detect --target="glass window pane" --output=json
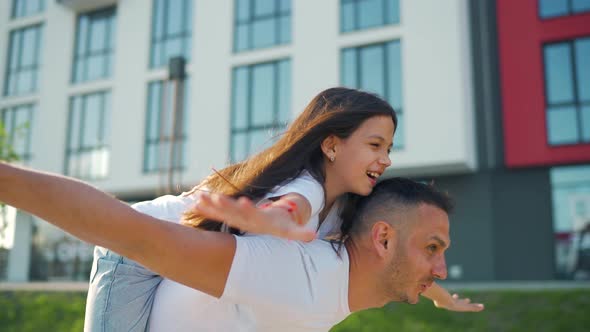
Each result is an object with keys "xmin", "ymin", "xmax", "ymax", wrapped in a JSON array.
[
  {"xmin": 575, "ymin": 38, "xmax": 590, "ymax": 102},
  {"xmin": 279, "ymin": 0, "xmax": 291, "ymax": 12},
  {"xmin": 153, "ymin": 0, "xmax": 165, "ymax": 40},
  {"xmin": 167, "ymin": 0, "xmax": 184, "ymax": 35},
  {"xmin": 232, "ymin": 67, "xmax": 249, "ymax": 129},
  {"xmin": 547, "ymin": 106, "xmax": 580, "ymax": 145},
  {"xmin": 539, "ymin": 0, "xmax": 569, "ymax": 18},
  {"xmin": 231, "ymin": 132, "xmax": 248, "ymax": 162},
  {"xmin": 34, "ymin": 26, "xmax": 43, "ymax": 66},
  {"xmin": 236, "ymin": 0, "xmax": 251, "ymax": 21},
  {"xmin": 249, "ymin": 129, "xmax": 273, "ymax": 155},
  {"xmin": 83, "ymin": 95, "xmax": 102, "ymax": 147},
  {"xmin": 254, "ymin": 0, "xmax": 275, "ymax": 16},
  {"xmin": 17, "ymin": 69, "xmax": 33, "ymax": 93},
  {"xmin": 341, "ymin": 1, "xmax": 355, "ymax": 32},
  {"xmin": 572, "ymin": 0, "xmax": 590, "ymax": 12},
  {"xmin": 89, "ymin": 18, "xmax": 107, "ymax": 52},
  {"xmin": 360, "ymin": 45, "xmax": 385, "ymax": 97},
  {"xmin": 8, "ymin": 31, "xmax": 21, "ymax": 70},
  {"xmin": 277, "ymin": 60, "xmax": 291, "ymax": 124},
  {"xmin": 185, "ymin": 0, "xmax": 193, "ymax": 33},
  {"xmin": 183, "ymin": 35, "xmax": 192, "ymax": 61},
  {"xmin": 279, "ymin": 15, "xmax": 291, "ymax": 44},
  {"xmin": 151, "ymin": 42, "xmax": 163, "ymax": 67},
  {"xmin": 387, "ymin": 41, "xmax": 402, "ymax": 110},
  {"xmin": 235, "ymin": 24, "xmax": 249, "ymax": 51},
  {"xmin": 252, "ymin": 18, "xmax": 276, "ymax": 49},
  {"xmin": 164, "ymin": 37, "xmax": 184, "ymax": 62},
  {"xmin": 581, "ymin": 106, "xmax": 590, "ymax": 142},
  {"xmin": 68, "ymin": 100, "xmax": 81, "ymax": 151},
  {"xmin": 385, "ymin": 0, "xmax": 400, "ymax": 24},
  {"xmin": 251, "ymin": 63, "xmax": 275, "ymax": 126},
  {"xmin": 145, "ymin": 144, "xmax": 156, "ymax": 171},
  {"xmin": 358, "ymin": 0, "xmax": 384, "ymax": 30},
  {"xmin": 341, "ymin": 48, "xmax": 357, "ymax": 87},
  {"xmin": 107, "ymin": 15, "xmax": 116, "ymax": 51},
  {"xmin": 76, "ymin": 17, "xmax": 88, "ymax": 55},
  {"xmin": 86, "ymin": 55, "xmax": 106, "ymax": 81},
  {"xmin": 21, "ymin": 28, "xmax": 37, "ymax": 66},
  {"xmin": 147, "ymin": 82, "xmax": 161, "ymax": 139},
  {"xmin": 73, "ymin": 59, "xmax": 84, "ymax": 83},
  {"xmin": 25, "ymin": 0, "xmax": 42, "ymax": 15},
  {"xmin": 544, "ymin": 44, "xmax": 575, "ymax": 104}
]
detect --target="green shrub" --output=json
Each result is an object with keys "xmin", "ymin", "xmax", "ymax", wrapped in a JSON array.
[
  {"xmin": 332, "ymin": 290, "xmax": 590, "ymax": 332},
  {"xmin": 1, "ymin": 289, "xmax": 589, "ymax": 331},
  {"xmin": 0, "ymin": 292, "xmax": 86, "ymax": 332}
]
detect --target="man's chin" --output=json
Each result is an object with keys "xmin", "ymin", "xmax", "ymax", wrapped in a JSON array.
[{"xmin": 406, "ymin": 294, "xmax": 420, "ymax": 305}]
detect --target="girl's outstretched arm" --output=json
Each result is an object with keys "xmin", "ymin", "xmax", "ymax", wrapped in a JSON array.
[{"xmin": 0, "ymin": 162, "xmax": 234, "ymax": 298}]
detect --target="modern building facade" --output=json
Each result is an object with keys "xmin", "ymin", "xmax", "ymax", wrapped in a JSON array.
[{"xmin": 0, "ymin": 0, "xmax": 588, "ymax": 283}]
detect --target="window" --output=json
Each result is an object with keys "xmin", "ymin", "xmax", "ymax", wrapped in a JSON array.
[
  {"xmin": 543, "ymin": 37, "xmax": 590, "ymax": 145},
  {"xmin": 539, "ymin": 0, "xmax": 590, "ymax": 19},
  {"xmin": 4, "ymin": 25, "xmax": 43, "ymax": 96},
  {"xmin": 144, "ymin": 79, "xmax": 190, "ymax": 173},
  {"xmin": 230, "ymin": 59, "xmax": 291, "ymax": 162},
  {"xmin": 150, "ymin": 0, "xmax": 193, "ymax": 68},
  {"xmin": 72, "ymin": 7, "xmax": 116, "ymax": 83},
  {"xmin": 234, "ymin": 0, "xmax": 291, "ymax": 52},
  {"xmin": 11, "ymin": 0, "xmax": 45, "ymax": 18},
  {"xmin": 550, "ymin": 165, "xmax": 590, "ymax": 280},
  {"xmin": 341, "ymin": 0, "xmax": 399, "ymax": 33},
  {"xmin": 65, "ymin": 91, "xmax": 111, "ymax": 179},
  {"xmin": 342, "ymin": 40, "xmax": 403, "ymax": 148},
  {"xmin": 0, "ymin": 104, "xmax": 34, "ymax": 162}
]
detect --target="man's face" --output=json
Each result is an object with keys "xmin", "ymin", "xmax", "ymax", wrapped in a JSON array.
[{"xmin": 384, "ymin": 203, "xmax": 450, "ymax": 304}]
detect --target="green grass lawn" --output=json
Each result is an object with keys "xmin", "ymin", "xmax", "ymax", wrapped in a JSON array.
[{"xmin": 1, "ymin": 289, "xmax": 589, "ymax": 332}]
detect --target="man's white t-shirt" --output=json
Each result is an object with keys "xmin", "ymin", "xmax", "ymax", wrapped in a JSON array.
[{"xmin": 143, "ymin": 172, "xmax": 350, "ymax": 331}]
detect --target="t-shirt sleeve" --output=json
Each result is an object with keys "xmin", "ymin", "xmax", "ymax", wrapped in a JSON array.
[
  {"xmin": 131, "ymin": 195, "xmax": 195, "ymax": 224},
  {"xmin": 264, "ymin": 173, "xmax": 325, "ymax": 218}
]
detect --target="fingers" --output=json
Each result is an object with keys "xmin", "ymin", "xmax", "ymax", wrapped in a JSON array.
[{"xmin": 192, "ymin": 192, "xmax": 317, "ymax": 241}]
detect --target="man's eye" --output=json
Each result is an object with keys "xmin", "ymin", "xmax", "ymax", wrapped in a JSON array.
[{"xmin": 428, "ymin": 245, "xmax": 438, "ymax": 252}]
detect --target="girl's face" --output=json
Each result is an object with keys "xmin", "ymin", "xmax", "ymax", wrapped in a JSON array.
[{"xmin": 324, "ymin": 115, "xmax": 395, "ymax": 200}]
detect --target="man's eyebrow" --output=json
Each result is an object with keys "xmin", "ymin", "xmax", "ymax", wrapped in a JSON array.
[{"xmin": 430, "ymin": 236, "xmax": 450, "ymax": 249}]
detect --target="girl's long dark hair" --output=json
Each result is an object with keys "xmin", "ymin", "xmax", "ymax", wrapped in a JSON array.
[{"xmin": 183, "ymin": 87, "xmax": 397, "ymax": 240}]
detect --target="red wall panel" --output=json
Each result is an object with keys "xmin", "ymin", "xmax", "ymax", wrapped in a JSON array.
[{"xmin": 496, "ymin": 0, "xmax": 590, "ymax": 167}]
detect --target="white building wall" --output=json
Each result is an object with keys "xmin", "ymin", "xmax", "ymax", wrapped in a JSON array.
[{"xmin": 0, "ymin": 0, "xmax": 476, "ymax": 281}]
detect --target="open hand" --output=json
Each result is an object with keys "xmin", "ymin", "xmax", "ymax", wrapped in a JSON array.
[
  {"xmin": 434, "ymin": 293, "xmax": 485, "ymax": 312},
  {"xmin": 192, "ymin": 192, "xmax": 316, "ymax": 242}
]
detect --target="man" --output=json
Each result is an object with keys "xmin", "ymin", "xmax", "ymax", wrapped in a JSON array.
[{"xmin": 0, "ymin": 162, "xmax": 476, "ymax": 331}]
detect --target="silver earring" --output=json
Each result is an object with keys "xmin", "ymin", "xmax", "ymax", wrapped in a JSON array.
[{"xmin": 330, "ymin": 155, "xmax": 335, "ymax": 162}]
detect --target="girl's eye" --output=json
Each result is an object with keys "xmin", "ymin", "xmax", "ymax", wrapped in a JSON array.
[{"xmin": 370, "ymin": 143, "xmax": 380, "ymax": 148}]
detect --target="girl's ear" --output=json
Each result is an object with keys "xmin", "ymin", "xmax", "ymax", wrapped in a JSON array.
[{"xmin": 321, "ymin": 135, "xmax": 337, "ymax": 156}]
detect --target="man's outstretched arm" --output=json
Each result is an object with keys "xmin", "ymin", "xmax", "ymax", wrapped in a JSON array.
[{"xmin": 0, "ymin": 162, "xmax": 234, "ymax": 297}]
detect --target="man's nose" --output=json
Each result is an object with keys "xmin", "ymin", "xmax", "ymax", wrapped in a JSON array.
[{"xmin": 432, "ymin": 256, "xmax": 448, "ymax": 280}]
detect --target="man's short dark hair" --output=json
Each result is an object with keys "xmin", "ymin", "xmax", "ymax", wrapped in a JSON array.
[{"xmin": 349, "ymin": 178, "xmax": 454, "ymax": 236}]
